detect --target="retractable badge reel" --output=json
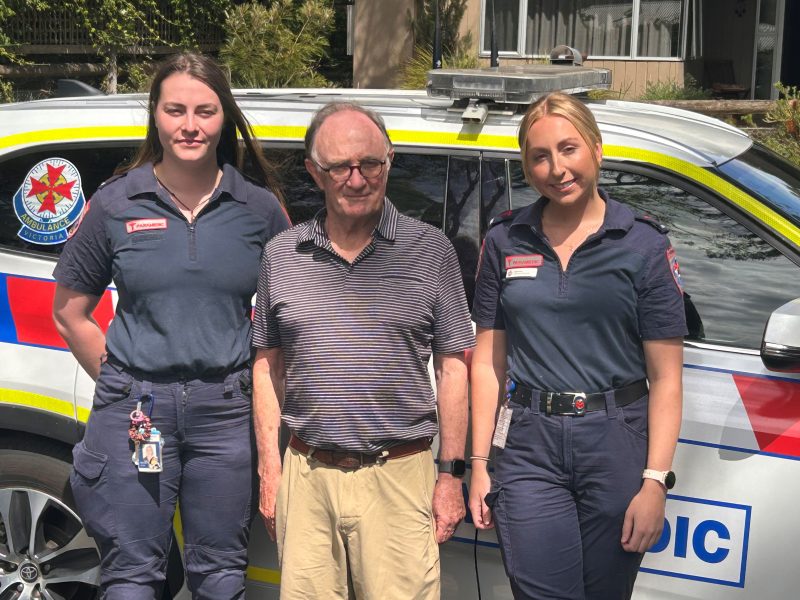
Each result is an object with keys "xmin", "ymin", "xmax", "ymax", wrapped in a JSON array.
[
  {"xmin": 492, "ymin": 379, "xmax": 515, "ymax": 449},
  {"xmin": 129, "ymin": 394, "xmax": 164, "ymax": 473}
]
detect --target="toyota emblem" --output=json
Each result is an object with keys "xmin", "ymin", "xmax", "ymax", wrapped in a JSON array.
[{"xmin": 20, "ymin": 563, "xmax": 39, "ymax": 582}]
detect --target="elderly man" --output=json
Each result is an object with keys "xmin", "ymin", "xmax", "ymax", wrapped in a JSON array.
[{"xmin": 252, "ymin": 102, "xmax": 474, "ymax": 599}]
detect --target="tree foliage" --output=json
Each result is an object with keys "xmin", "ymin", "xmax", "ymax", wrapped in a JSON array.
[
  {"xmin": 1, "ymin": 0, "xmax": 51, "ymax": 101},
  {"xmin": 220, "ymin": 0, "xmax": 335, "ymax": 89},
  {"xmin": 0, "ymin": 0, "xmax": 49, "ymax": 62},
  {"xmin": 63, "ymin": 0, "xmax": 229, "ymax": 93},
  {"xmin": 400, "ymin": 0, "xmax": 476, "ymax": 91}
]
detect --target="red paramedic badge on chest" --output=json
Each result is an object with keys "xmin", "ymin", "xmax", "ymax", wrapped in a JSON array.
[
  {"xmin": 126, "ymin": 218, "xmax": 168, "ymax": 234},
  {"xmin": 505, "ymin": 254, "xmax": 544, "ymax": 270}
]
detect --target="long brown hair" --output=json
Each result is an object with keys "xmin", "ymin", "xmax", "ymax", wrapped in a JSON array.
[{"xmin": 118, "ymin": 52, "xmax": 283, "ymax": 202}]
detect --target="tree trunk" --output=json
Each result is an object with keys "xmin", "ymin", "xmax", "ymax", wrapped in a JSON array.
[{"xmin": 104, "ymin": 51, "xmax": 118, "ymax": 94}]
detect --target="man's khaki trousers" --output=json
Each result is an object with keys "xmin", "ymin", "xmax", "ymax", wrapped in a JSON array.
[{"xmin": 276, "ymin": 446, "xmax": 440, "ymax": 599}]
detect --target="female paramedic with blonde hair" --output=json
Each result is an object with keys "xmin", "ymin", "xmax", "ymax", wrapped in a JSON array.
[
  {"xmin": 468, "ymin": 92, "xmax": 686, "ymax": 600},
  {"xmin": 52, "ymin": 52, "xmax": 290, "ymax": 599}
]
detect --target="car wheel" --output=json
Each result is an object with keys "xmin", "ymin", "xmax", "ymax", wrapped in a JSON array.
[{"xmin": 0, "ymin": 442, "xmax": 101, "ymax": 600}]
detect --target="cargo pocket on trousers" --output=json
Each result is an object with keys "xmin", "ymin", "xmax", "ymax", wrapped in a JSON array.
[{"xmin": 70, "ymin": 442, "xmax": 117, "ymax": 544}]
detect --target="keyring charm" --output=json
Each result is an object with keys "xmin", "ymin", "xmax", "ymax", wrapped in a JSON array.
[{"xmin": 128, "ymin": 400, "xmax": 153, "ymax": 442}]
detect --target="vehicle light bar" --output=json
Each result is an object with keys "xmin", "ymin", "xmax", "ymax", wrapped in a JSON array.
[{"xmin": 426, "ymin": 64, "xmax": 611, "ymax": 104}]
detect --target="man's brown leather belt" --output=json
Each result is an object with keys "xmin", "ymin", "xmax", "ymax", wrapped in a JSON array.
[
  {"xmin": 289, "ymin": 435, "xmax": 432, "ymax": 469},
  {"xmin": 510, "ymin": 379, "xmax": 648, "ymax": 416}
]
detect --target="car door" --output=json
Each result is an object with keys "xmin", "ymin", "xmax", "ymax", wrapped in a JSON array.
[{"xmin": 593, "ymin": 164, "xmax": 800, "ymax": 600}]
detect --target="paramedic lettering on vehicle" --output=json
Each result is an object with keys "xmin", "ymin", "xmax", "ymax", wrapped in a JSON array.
[
  {"xmin": 252, "ymin": 102, "xmax": 475, "ymax": 600},
  {"xmin": 51, "ymin": 53, "xmax": 289, "ymax": 599},
  {"xmin": 469, "ymin": 92, "xmax": 686, "ymax": 600}
]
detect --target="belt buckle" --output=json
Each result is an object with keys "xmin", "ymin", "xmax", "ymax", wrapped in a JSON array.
[
  {"xmin": 570, "ymin": 392, "xmax": 587, "ymax": 416},
  {"xmin": 338, "ymin": 456, "xmax": 362, "ymax": 469}
]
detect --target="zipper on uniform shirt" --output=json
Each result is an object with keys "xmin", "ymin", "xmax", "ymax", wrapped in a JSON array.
[{"xmin": 187, "ymin": 221, "xmax": 197, "ymax": 262}]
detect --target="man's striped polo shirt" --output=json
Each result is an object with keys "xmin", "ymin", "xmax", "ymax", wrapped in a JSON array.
[{"xmin": 252, "ymin": 199, "xmax": 475, "ymax": 453}]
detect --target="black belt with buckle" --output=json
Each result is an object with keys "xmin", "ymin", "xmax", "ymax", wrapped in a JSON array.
[{"xmin": 510, "ymin": 379, "xmax": 648, "ymax": 416}]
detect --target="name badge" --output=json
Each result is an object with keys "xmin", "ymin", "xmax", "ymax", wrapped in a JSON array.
[
  {"xmin": 505, "ymin": 254, "xmax": 543, "ymax": 269},
  {"xmin": 506, "ymin": 267, "xmax": 538, "ymax": 279},
  {"xmin": 126, "ymin": 218, "xmax": 168, "ymax": 234}
]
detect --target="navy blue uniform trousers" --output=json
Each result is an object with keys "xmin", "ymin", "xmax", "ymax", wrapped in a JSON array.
[
  {"xmin": 487, "ymin": 391, "xmax": 649, "ymax": 600},
  {"xmin": 70, "ymin": 360, "xmax": 255, "ymax": 600}
]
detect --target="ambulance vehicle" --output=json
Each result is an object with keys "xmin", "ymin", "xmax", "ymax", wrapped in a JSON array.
[{"xmin": 1, "ymin": 65, "xmax": 799, "ymax": 600}]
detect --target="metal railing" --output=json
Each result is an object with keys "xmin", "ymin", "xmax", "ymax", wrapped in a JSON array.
[{"xmin": 4, "ymin": 2, "xmax": 224, "ymax": 52}]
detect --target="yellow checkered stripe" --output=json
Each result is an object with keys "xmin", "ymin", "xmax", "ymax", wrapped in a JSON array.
[
  {"xmin": 603, "ymin": 145, "xmax": 800, "ymax": 247},
  {"xmin": 0, "ymin": 389, "xmax": 89, "ymax": 423}
]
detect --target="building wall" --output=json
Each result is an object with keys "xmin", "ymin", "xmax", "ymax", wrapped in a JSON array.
[
  {"xmin": 355, "ymin": 1, "xmax": 686, "ymax": 97},
  {"xmin": 460, "ymin": 0, "xmax": 481, "ymax": 54},
  {"xmin": 353, "ymin": 0, "xmax": 415, "ymax": 88},
  {"xmin": 585, "ymin": 60, "xmax": 685, "ymax": 99},
  {"xmin": 476, "ymin": 57, "xmax": 684, "ymax": 99}
]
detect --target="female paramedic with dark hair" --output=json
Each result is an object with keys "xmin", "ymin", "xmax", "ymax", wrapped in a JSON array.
[
  {"xmin": 52, "ymin": 52, "xmax": 290, "ymax": 599},
  {"xmin": 468, "ymin": 92, "xmax": 686, "ymax": 600}
]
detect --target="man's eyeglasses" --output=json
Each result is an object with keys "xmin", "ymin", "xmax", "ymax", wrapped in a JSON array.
[{"xmin": 313, "ymin": 158, "xmax": 388, "ymax": 182}]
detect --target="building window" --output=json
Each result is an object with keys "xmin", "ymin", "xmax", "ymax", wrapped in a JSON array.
[{"xmin": 481, "ymin": 0, "xmax": 687, "ymax": 59}]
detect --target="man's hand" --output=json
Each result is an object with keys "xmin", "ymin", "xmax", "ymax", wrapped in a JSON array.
[
  {"xmin": 259, "ymin": 461, "xmax": 282, "ymax": 541},
  {"xmin": 468, "ymin": 466, "xmax": 494, "ymax": 530},
  {"xmin": 432, "ymin": 473, "xmax": 465, "ymax": 543},
  {"xmin": 621, "ymin": 479, "xmax": 667, "ymax": 553}
]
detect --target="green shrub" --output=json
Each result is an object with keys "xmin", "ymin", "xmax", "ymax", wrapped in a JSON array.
[
  {"xmin": 0, "ymin": 78, "xmax": 13, "ymax": 103},
  {"xmin": 409, "ymin": 0, "xmax": 473, "ymax": 60},
  {"xmin": 638, "ymin": 74, "xmax": 710, "ymax": 101},
  {"xmin": 764, "ymin": 82, "xmax": 800, "ymax": 139},
  {"xmin": 751, "ymin": 128, "xmax": 800, "ymax": 168},
  {"xmin": 118, "ymin": 59, "xmax": 155, "ymax": 94},
  {"xmin": 758, "ymin": 83, "xmax": 800, "ymax": 167},
  {"xmin": 398, "ymin": 46, "xmax": 478, "ymax": 90},
  {"xmin": 220, "ymin": 0, "xmax": 335, "ymax": 89}
]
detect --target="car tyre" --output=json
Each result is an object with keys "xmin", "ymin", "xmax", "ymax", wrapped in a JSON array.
[{"xmin": 0, "ymin": 438, "xmax": 101, "ymax": 599}]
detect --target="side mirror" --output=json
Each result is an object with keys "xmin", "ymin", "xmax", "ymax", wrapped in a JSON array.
[{"xmin": 761, "ymin": 298, "xmax": 800, "ymax": 372}]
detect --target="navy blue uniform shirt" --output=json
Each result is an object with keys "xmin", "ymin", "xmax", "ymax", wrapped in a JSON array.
[
  {"xmin": 54, "ymin": 162, "xmax": 290, "ymax": 377},
  {"xmin": 472, "ymin": 190, "xmax": 687, "ymax": 392}
]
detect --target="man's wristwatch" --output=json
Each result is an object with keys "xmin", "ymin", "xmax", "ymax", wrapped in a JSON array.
[
  {"xmin": 642, "ymin": 469, "xmax": 676, "ymax": 490},
  {"xmin": 438, "ymin": 459, "xmax": 466, "ymax": 478}
]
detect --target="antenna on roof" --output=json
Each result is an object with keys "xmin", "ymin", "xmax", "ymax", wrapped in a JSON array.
[
  {"xmin": 489, "ymin": 0, "xmax": 499, "ymax": 68},
  {"xmin": 433, "ymin": 0, "xmax": 442, "ymax": 69}
]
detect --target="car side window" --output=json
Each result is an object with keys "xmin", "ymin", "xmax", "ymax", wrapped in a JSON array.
[
  {"xmin": 0, "ymin": 146, "xmax": 135, "ymax": 255},
  {"xmin": 268, "ymin": 150, "xmax": 450, "ymax": 229},
  {"xmin": 599, "ymin": 169, "xmax": 800, "ymax": 349},
  {"xmin": 268, "ymin": 149, "xmax": 323, "ymax": 225}
]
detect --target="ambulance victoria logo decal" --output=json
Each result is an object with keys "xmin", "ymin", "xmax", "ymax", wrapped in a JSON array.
[{"xmin": 14, "ymin": 157, "xmax": 86, "ymax": 245}]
